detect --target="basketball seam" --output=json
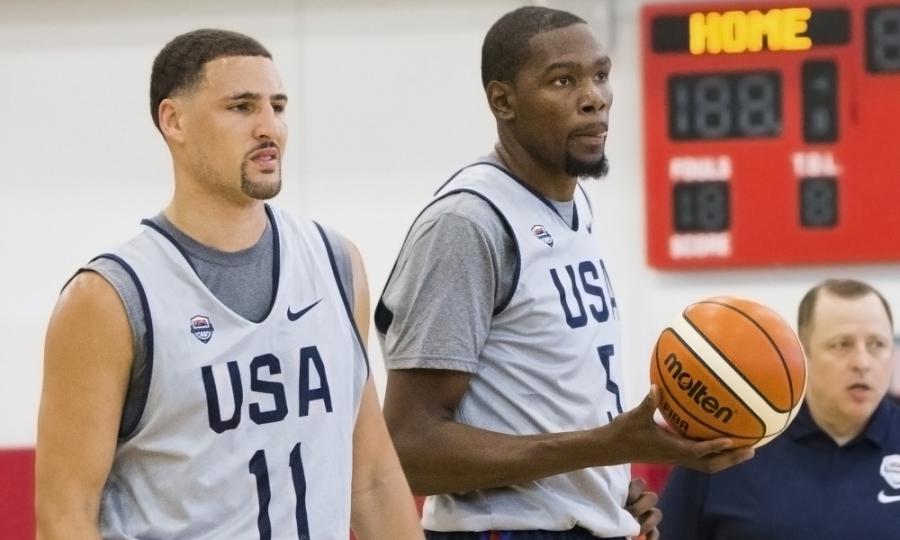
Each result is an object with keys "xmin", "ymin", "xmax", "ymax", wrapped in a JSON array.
[
  {"xmin": 698, "ymin": 301, "xmax": 798, "ymax": 416},
  {"xmin": 684, "ymin": 307, "xmax": 790, "ymax": 414},
  {"xmin": 673, "ymin": 314, "xmax": 789, "ymax": 435},
  {"xmin": 763, "ymin": 404, "xmax": 802, "ymax": 440},
  {"xmin": 670, "ymin": 325, "xmax": 769, "ymax": 432},
  {"xmin": 667, "ymin": 327, "xmax": 768, "ymax": 438},
  {"xmin": 655, "ymin": 329, "xmax": 765, "ymax": 442}
]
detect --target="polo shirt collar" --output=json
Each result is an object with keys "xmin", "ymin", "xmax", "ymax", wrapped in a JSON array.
[
  {"xmin": 862, "ymin": 399, "xmax": 896, "ymax": 448},
  {"xmin": 789, "ymin": 403, "xmax": 821, "ymax": 441},
  {"xmin": 789, "ymin": 399, "xmax": 896, "ymax": 449}
]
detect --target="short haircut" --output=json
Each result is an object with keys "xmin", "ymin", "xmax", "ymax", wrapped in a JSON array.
[
  {"xmin": 150, "ymin": 29, "xmax": 272, "ymax": 131},
  {"xmin": 481, "ymin": 6, "xmax": 586, "ymax": 89},
  {"xmin": 797, "ymin": 279, "xmax": 894, "ymax": 344}
]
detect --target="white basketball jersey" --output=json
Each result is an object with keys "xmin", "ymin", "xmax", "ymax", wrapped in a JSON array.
[
  {"xmin": 98, "ymin": 207, "xmax": 368, "ymax": 540},
  {"xmin": 424, "ymin": 163, "xmax": 639, "ymax": 537}
]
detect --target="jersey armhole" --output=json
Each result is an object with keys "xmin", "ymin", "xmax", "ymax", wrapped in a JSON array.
[
  {"xmin": 576, "ymin": 182, "xmax": 595, "ymax": 218},
  {"xmin": 82, "ymin": 254, "xmax": 154, "ymax": 439},
  {"xmin": 141, "ymin": 204, "xmax": 282, "ymax": 323},
  {"xmin": 376, "ymin": 172, "xmax": 523, "ymax": 335},
  {"xmin": 313, "ymin": 222, "xmax": 370, "ymax": 376},
  {"xmin": 377, "ymin": 164, "xmax": 500, "ymax": 336},
  {"xmin": 441, "ymin": 188, "xmax": 521, "ymax": 315}
]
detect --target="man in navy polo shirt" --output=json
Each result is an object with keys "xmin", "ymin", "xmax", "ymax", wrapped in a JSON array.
[{"xmin": 658, "ymin": 278, "xmax": 900, "ymax": 540}]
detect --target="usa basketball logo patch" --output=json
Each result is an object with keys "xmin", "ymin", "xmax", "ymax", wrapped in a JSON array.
[
  {"xmin": 878, "ymin": 455, "xmax": 900, "ymax": 504},
  {"xmin": 190, "ymin": 315, "xmax": 214, "ymax": 344},
  {"xmin": 881, "ymin": 455, "xmax": 900, "ymax": 489},
  {"xmin": 532, "ymin": 224, "xmax": 553, "ymax": 247}
]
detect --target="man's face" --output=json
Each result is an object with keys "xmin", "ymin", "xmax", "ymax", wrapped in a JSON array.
[
  {"xmin": 509, "ymin": 23, "xmax": 612, "ymax": 178},
  {"xmin": 805, "ymin": 291, "xmax": 894, "ymax": 429},
  {"xmin": 176, "ymin": 55, "xmax": 287, "ymax": 202}
]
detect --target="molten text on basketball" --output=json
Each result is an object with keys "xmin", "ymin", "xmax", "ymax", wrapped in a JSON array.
[{"xmin": 664, "ymin": 353, "xmax": 735, "ymax": 423}]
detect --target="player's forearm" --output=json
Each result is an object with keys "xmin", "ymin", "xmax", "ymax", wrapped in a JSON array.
[
  {"xmin": 37, "ymin": 522, "xmax": 102, "ymax": 540},
  {"xmin": 393, "ymin": 417, "xmax": 622, "ymax": 495},
  {"xmin": 35, "ymin": 459, "xmax": 105, "ymax": 540},
  {"xmin": 36, "ymin": 504, "xmax": 103, "ymax": 540},
  {"xmin": 351, "ymin": 465, "xmax": 423, "ymax": 539}
]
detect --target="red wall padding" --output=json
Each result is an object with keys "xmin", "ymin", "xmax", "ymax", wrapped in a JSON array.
[
  {"xmin": 0, "ymin": 448, "xmax": 35, "ymax": 540},
  {"xmin": 632, "ymin": 462, "xmax": 673, "ymax": 494}
]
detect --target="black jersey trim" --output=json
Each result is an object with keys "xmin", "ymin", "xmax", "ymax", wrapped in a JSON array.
[
  {"xmin": 373, "ymin": 299, "xmax": 394, "ymax": 337},
  {"xmin": 571, "ymin": 195, "xmax": 580, "ymax": 231},
  {"xmin": 376, "ymin": 180, "xmax": 522, "ymax": 338},
  {"xmin": 375, "ymin": 193, "xmax": 452, "ymax": 336},
  {"xmin": 439, "ymin": 188, "xmax": 521, "ymax": 314},
  {"xmin": 438, "ymin": 161, "xmax": 580, "ymax": 232},
  {"xmin": 577, "ymin": 182, "xmax": 594, "ymax": 218},
  {"xmin": 433, "ymin": 161, "xmax": 499, "ymax": 196},
  {"xmin": 140, "ymin": 204, "xmax": 281, "ymax": 324},
  {"xmin": 140, "ymin": 219, "xmax": 199, "ymax": 274},
  {"xmin": 314, "ymin": 222, "xmax": 370, "ymax": 376},
  {"xmin": 90, "ymin": 253, "xmax": 154, "ymax": 440},
  {"xmin": 264, "ymin": 205, "xmax": 282, "ymax": 322}
]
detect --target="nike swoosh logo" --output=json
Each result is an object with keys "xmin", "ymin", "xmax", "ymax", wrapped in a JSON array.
[
  {"xmin": 287, "ymin": 299, "xmax": 322, "ymax": 321},
  {"xmin": 878, "ymin": 490, "xmax": 900, "ymax": 504}
]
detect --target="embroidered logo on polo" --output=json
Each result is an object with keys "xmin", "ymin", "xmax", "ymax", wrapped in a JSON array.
[
  {"xmin": 531, "ymin": 224, "xmax": 553, "ymax": 247},
  {"xmin": 190, "ymin": 315, "xmax": 214, "ymax": 344},
  {"xmin": 878, "ymin": 454, "xmax": 900, "ymax": 504},
  {"xmin": 288, "ymin": 299, "xmax": 322, "ymax": 321}
]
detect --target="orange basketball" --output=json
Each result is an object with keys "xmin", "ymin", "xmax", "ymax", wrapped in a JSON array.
[{"xmin": 649, "ymin": 296, "xmax": 807, "ymax": 448}]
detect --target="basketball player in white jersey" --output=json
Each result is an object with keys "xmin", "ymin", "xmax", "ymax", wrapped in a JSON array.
[
  {"xmin": 36, "ymin": 29, "xmax": 422, "ymax": 539},
  {"xmin": 377, "ymin": 8, "xmax": 754, "ymax": 540}
]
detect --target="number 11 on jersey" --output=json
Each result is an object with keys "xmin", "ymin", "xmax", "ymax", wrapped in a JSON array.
[{"xmin": 249, "ymin": 442, "xmax": 310, "ymax": 540}]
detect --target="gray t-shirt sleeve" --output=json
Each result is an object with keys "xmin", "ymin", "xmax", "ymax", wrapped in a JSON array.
[
  {"xmin": 378, "ymin": 193, "xmax": 517, "ymax": 373},
  {"xmin": 82, "ymin": 257, "xmax": 148, "ymax": 436}
]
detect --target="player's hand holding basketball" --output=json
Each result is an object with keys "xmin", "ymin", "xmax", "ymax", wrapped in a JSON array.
[
  {"xmin": 650, "ymin": 297, "xmax": 807, "ymax": 447},
  {"xmin": 608, "ymin": 296, "xmax": 807, "ymax": 473},
  {"xmin": 609, "ymin": 386, "xmax": 755, "ymax": 473}
]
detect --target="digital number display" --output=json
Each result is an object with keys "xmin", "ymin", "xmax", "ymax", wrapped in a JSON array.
[
  {"xmin": 802, "ymin": 60, "xmax": 838, "ymax": 143},
  {"xmin": 673, "ymin": 182, "xmax": 730, "ymax": 232},
  {"xmin": 668, "ymin": 72, "xmax": 781, "ymax": 140},
  {"xmin": 800, "ymin": 177, "xmax": 838, "ymax": 228},
  {"xmin": 867, "ymin": 7, "xmax": 900, "ymax": 73},
  {"xmin": 643, "ymin": 1, "xmax": 900, "ymax": 269}
]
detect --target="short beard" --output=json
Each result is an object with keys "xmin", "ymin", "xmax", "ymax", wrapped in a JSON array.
[
  {"xmin": 240, "ymin": 161, "xmax": 282, "ymax": 200},
  {"xmin": 565, "ymin": 154, "xmax": 609, "ymax": 179}
]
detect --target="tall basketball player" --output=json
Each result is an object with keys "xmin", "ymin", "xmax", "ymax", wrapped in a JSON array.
[
  {"xmin": 377, "ymin": 7, "xmax": 754, "ymax": 540},
  {"xmin": 36, "ymin": 30, "xmax": 422, "ymax": 539}
]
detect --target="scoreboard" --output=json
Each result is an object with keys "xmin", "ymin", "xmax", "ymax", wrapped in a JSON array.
[{"xmin": 642, "ymin": 1, "xmax": 900, "ymax": 269}]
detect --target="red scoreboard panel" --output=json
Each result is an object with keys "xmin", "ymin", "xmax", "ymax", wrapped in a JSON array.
[{"xmin": 642, "ymin": 1, "xmax": 900, "ymax": 269}]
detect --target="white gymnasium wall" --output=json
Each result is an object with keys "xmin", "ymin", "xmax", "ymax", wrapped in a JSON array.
[
  {"xmin": 0, "ymin": 0, "xmax": 305, "ymax": 447},
  {"xmin": 2, "ymin": 0, "xmax": 898, "ymax": 448}
]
